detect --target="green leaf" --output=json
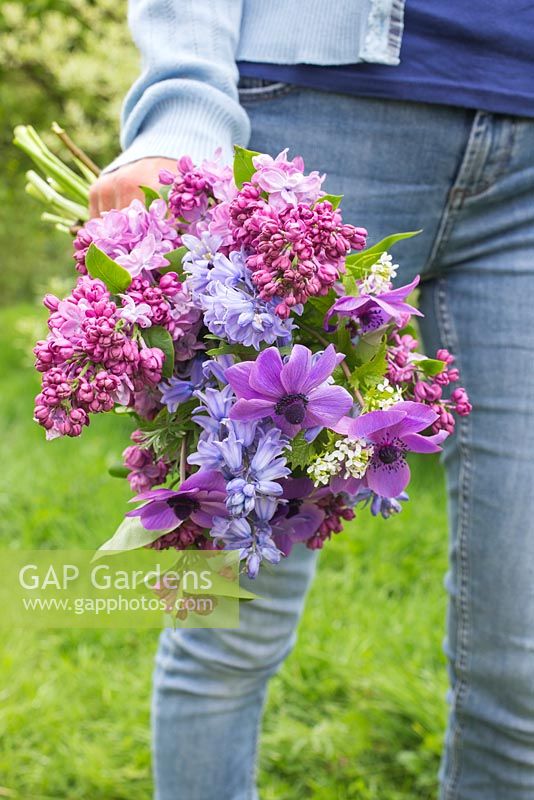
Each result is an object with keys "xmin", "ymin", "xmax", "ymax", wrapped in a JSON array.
[
  {"xmin": 85, "ymin": 242, "xmax": 132, "ymax": 294},
  {"xmin": 233, "ymin": 145, "xmax": 260, "ymax": 189},
  {"xmin": 160, "ymin": 245, "xmax": 188, "ymax": 275},
  {"xmin": 206, "ymin": 341, "xmax": 258, "ymax": 360},
  {"xmin": 286, "ymin": 432, "xmax": 317, "ymax": 471},
  {"xmin": 350, "ymin": 339, "xmax": 388, "ymax": 391},
  {"xmin": 417, "ymin": 357, "xmax": 446, "ymax": 377},
  {"xmin": 142, "ymin": 325, "xmax": 175, "ymax": 379},
  {"xmin": 345, "ymin": 230, "xmax": 422, "ymax": 278},
  {"xmin": 139, "ymin": 184, "xmax": 161, "ymax": 207},
  {"xmin": 108, "ymin": 463, "xmax": 130, "ymax": 479},
  {"xmin": 316, "ymin": 193, "xmax": 343, "ymax": 209},
  {"xmin": 94, "ymin": 516, "xmax": 166, "ymax": 558}
]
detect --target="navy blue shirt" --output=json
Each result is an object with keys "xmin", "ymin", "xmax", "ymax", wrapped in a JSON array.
[{"xmin": 238, "ymin": 1, "xmax": 534, "ymax": 118}]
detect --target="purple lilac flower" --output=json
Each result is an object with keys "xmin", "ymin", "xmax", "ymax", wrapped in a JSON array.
[
  {"xmin": 226, "ymin": 344, "xmax": 353, "ymax": 438},
  {"xmin": 223, "ymin": 427, "xmax": 290, "ymax": 516},
  {"xmin": 325, "ymin": 276, "xmax": 422, "ymax": 332},
  {"xmin": 188, "ymin": 385, "xmax": 290, "ymax": 515},
  {"xmin": 251, "ymin": 149, "xmax": 325, "ymax": 210},
  {"xmin": 181, "ymin": 232, "xmax": 222, "ymax": 297},
  {"xmin": 184, "ymin": 244, "xmax": 295, "ymax": 349},
  {"xmin": 160, "ymin": 156, "xmax": 212, "ymax": 223},
  {"xmin": 333, "ymin": 401, "xmax": 448, "ymax": 497},
  {"xmin": 127, "ymin": 469, "xmax": 227, "ymax": 532}
]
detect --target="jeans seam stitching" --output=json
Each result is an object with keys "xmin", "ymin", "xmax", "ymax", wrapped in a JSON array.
[
  {"xmin": 423, "ymin": 112, "xmax": 487, "ymax": 274},
  {"xmin": 436, "ymin": 280, "xmax": 473, "ymax": 800}
]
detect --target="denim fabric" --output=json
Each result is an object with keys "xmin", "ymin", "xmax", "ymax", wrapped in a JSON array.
[{"xmin": 153, "ymin": 87, "xmax": 534, "ymax": 800}]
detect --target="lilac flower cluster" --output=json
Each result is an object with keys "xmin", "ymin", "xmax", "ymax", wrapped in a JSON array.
[
  {"xmin": 74, "ymin": 199, "xmax": 178, "ymax": 276},
  {"xmin": 387, "ymin": 337, "xmax": 472, "ymax": 435},
  {"xmin": 123, "ymin": 430, "xmax": 169, "ymax": 494},
  {"xmin": 34, "ymin": 276, "xmax": 165, "ymax": 438},
  {"xmin": 230, "ymin": 186, "xmax": 368, "ymax": 318}
]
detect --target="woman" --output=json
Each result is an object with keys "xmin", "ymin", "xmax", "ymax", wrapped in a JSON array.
[{"xmin": 90, "ymin": 2, "xmax": 534, "ymax": 798}]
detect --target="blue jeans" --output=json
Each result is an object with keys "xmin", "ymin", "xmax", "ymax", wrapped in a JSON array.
[{"xmin": 153, "ymin": 87, "xmax": 534, "ymax": 800}]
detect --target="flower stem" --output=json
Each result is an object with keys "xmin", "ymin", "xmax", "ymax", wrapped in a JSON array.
[
  {"xmin": 179, "ymin": 434, "xmax": 188, "ymax": 485},
  {"xmin": 51, "ymin": 122, "xmax": 101, "ymax": 177},
  {"xmin": 298, "ymin": 321, "xmax": 352, "ymax": 382}
]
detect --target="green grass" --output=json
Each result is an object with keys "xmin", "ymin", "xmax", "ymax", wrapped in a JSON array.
[{"xmin": 0, "ymin": 304, "xmax": 449, "ymax": 799}]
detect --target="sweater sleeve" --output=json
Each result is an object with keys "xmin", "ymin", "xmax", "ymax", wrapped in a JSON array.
[{"xmin": 104, "ymin": 0, "xmax": 250, "ymax": 172}]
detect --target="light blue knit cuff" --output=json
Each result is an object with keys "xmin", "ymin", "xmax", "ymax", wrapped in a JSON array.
[{"xmin": 103, "ymin": 88, "xmax": 250, "ymax": 174}]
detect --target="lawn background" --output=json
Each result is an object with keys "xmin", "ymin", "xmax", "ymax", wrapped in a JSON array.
[{"xmin": 0, "ymin": 3, "xmax": 450, "ymax": 796}]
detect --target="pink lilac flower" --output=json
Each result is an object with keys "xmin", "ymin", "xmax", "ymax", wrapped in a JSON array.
[
  {"xmin": 127, "ymin": 470, "xmax": 227, "ymax": 531},
  {"xmin": 225, "ymin": 344, "xmax": 353, "ymax": 438},
  {"xmin": 333, "ymin": 401, "xmax": 447, "ymax": 497},
  {"xmin": 325, "ymin": 276, "xmax": 422, "ymax": 332},
  {"xmin": 123, "ymin": 436, "xmax": 168, "ymax": 493},
  {"xmin": 118, "ymin": 294, "xmax": 152, "ymax": 327},
  {"xmin": 251, "ymin": 149, "xmax": 325, "ymax": 210},
  {"xmin": 160, "ymin": 156, "xmax": 213, "ymax": 223},
  {"xmin": 33, "ymin": 275, "xmax": 166, "ymax": 438},
  {"xmin": 386, "ymin": 332, "xmax": 419, "ymax": 384},
  {"xmin": 148, "ymin": 519, "xmax": 209, "ymax": 550},
  {"xmin": 73, "ymin": 198, "xmax": 178, "ymax": 276},
  {"xmin": 238, "ymin": 198, "xmax": 367, "ymax": 318}
]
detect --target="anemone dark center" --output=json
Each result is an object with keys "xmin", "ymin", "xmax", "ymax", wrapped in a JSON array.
[
  {"xmin": 286, "ymin": 498, "xmax": 304, "ymax": 518},
  {"xmin": 167, "ymin": 495, "xmax": 200, "ymax": 520},
  {"xmin": 359, "ymin": 307, "xmax": 384, "ymax": 331},
  {"xmin": 377, "ymin": 444, "xmax": 402, "ymax": 465},
  {"xmin": 274, "ymin": 393, "xmax": 308, "ymax": 425}
]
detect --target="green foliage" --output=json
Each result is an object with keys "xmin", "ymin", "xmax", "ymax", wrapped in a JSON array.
[
  {"xmin": 108, "ymin": 462, "xmax": 130, "ymax": 479},
  {"xmin": 141, "ymin": 325, "xmax": 175, "ymax": 379},
  {"xmin": 286, "ymin": 432, "xmax": 318, "ymax": 471},
  {"xmin": 139, "ymin": 184, "xmax": 161, "ymax": 207},
  {"xmin": 161, "ymin": 245, "xmax": 188, "ymax": 275},
  {"xmin": 417, "ymin": 358, "xmax": 446, "ymax": 377},
  {"xmin": 345, "ymin": 230, "xmax": 422, "ymax": 279},
  {"xmin": 233, "ymin": 144, "xmax": 260, "ymax": 188},
  {"xmin": 350, "ymin": 337, "xmax": 388, "ymax": 391},
  {"xmin": 98, "ymin": 515, "xmax": 165, "ymax": 553},
  {"xmin": 137, "ymin": 403, "xmax": 197, "ymax": 463},
  {"xmin": 85, "ymin": 243, "xmax": 132, "ymax": 294},
  {"xmin": 206, "ymin": 340, "xmax": 258, "ymax": 360},
  {"xmin": 316, "ymin": 193, "xmax": 343, "ymax": 209}
]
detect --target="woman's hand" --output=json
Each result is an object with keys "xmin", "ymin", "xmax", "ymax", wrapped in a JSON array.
[{"xmin": 89, "ymin": 156, "xmax": 177, "ymax": 218}]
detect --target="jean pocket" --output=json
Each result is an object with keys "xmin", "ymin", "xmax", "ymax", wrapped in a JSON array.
[{"xmin": 238, "ymin": 77, "xmax": 296, "ymax": 104}]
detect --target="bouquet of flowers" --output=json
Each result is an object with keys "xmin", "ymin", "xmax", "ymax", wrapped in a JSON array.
[{"xmin": 16, "ymin": 126, "xmax": 471, "ymax": 578}]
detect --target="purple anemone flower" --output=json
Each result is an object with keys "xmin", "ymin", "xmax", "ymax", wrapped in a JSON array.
[
  {"xmin": 325, "ymin": 276, "xmax": 422, "ymax": 332},
  {"xmin": 225, "ymin": 344, "xmax": 353, "ymax": 438},
  {"xmin": 126, "ymin": 469, "xmax": 227, "ymax": 532},
  {"xmin": 333, "ymin": 401, "xmax": 448, "ymax": 497},
  {"xmin": 270, "ymin": 478, "xmax": 324, "ymax": 555}
]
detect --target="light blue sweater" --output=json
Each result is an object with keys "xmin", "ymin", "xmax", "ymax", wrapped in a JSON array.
[{"xmin": 107, "ymin": 0, "xmax": 405, "ymax": 171}]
